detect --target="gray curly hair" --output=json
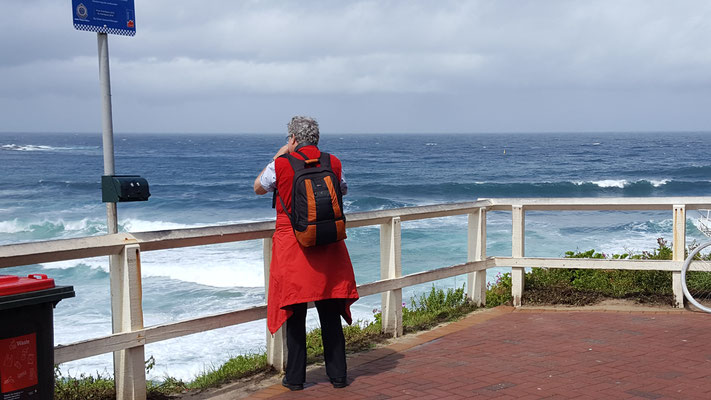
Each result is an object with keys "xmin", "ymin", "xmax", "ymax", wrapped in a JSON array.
[{"xmin": 288, "ymin": 116, "xmax": 319, "ymax": 146}]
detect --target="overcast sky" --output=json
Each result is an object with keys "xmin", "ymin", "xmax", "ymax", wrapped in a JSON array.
[{"xmin": 1, "ymin": 1, "xmax": 710, "ymax": 134}]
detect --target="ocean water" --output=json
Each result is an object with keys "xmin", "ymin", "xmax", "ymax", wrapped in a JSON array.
[{"xmin": 1, "ymin": 131, "xmax": 710, "ymax": 380}]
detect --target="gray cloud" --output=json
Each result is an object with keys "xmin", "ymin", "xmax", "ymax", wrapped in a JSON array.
[{"xmin": 1, "ymin": 0, "xmax": 710, "ymax": 133}]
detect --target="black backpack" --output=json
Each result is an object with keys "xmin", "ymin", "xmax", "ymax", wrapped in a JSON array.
[{"xmin": 273, "ymin": 149, "xmax": 347, "ymax": 247}]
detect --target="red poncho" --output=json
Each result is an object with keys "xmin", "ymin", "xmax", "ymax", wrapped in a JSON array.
[{"xmin": 267, "ymin": 145, "xmax": 359, "ymax": 334}]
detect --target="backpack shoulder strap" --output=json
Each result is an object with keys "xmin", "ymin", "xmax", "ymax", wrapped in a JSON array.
[
  {"xmin": 275, "ymin": 190, "xmax": 294, "ymax": 224},
  {"xmin": 285, "ymin": 152, "xmax": 307, "ymax": 172},
  {"xmin": 288, "ymin": 150, "xmax": 322, "ymax": 171},
  {"xmin": 318, "ymin": 152, "xmax": 332, "ymax": 169},
  {"xmin": 271, "ymin": 154, "xmax": 299, "ymax": 222},
  {"xmin": 294, "ymin": 149, "xmax": 309, "ymax": 160},
  {"xmin": 271, "ymin": 154, "xmax": 289, "ymax": 209}
]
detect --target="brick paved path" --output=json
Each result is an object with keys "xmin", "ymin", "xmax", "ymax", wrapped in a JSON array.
[{"xmin": 248, "ymin": 307, "xmax": 711, "ymax": 399}]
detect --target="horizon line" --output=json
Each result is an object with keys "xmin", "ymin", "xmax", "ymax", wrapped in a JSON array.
[{"xmin": 3, "ymin": 130, "xmax": 711, "ymax": 136}]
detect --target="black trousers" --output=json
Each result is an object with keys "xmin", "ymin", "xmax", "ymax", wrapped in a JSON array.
[{"xmin": 284, "ymin": 299, "xmax": 347, "ymax": 384}]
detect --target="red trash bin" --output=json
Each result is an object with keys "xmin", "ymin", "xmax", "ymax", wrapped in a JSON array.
[{"xmin": 0, "ymin": 274, "xmax": 75, "ymax": 400}]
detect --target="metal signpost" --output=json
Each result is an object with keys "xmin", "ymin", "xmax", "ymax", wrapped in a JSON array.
[
  {"xmin": 71, "ymin": 3, "xmax": 144, "ymax": 399},
  {"xmin": 72, "ymin": 1, "xmax": 136, "ymax": 235}
]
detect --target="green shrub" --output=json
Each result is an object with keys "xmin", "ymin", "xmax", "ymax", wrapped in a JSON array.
[
  {"xmin": 486, "ymin": 238, "xmax": 683, "ymax": 305},
  {"xmin": 556, "ymin": 238, "xmax": 674, "ymax": 297},
  {"xmin": 526, "ymin": 267, "xmax": 574, "ymax": 289},
  {"xmin": 486, "ymin": 272, "xmax": 512, "ymax": 307}
]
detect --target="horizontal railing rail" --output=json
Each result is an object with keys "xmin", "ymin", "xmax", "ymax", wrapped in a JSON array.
[
  {"xmin": 0, "ymin": 200, "xmax": 490, "ymax": 268},
  {"xmin": 485, "ymin": 196, "xmax": 711, "ymax": 211},
  {"xmin": 2, "ymin": 196, "xmax": 710, "ymax": 400},
  {"xmin": 494, "ymin": 257, "xmax": 681, "ymax": 271}
]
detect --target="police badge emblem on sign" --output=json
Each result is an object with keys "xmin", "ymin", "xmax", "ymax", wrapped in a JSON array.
[
  {"xmin": 75, "ymin": 3, "xmax": 88, "ymax": 19},
  {"xmin": 71, "ymin": 0, "xmax": 136, "ymax": 37}
]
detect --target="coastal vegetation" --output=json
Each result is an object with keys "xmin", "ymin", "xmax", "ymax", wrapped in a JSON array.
[
  {"xmin": 55, "ymin": 238, "xmax": 696, "ymax": 399},
  {"xmin": 485, "ymin": 237, "xmax": 693, "ymax": 307}
]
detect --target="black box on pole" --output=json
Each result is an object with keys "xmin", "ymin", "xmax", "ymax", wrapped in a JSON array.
[{"xmin": 101, "ymin": 175, "xmax": 150, "ymax": 202}]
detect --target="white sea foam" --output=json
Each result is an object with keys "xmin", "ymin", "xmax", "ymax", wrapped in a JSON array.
[
  {"xmin": 591, "ymin": 179, "xmax": 628, "ymax": 188},
  {"xmin": 64, "ymin": 218, "xmax": 103, "ymax": 232},
  {"xmin": 0, "ymin": 214, "xmax": 267, "ymax": 241},
  {"xmin": 572, "ymin": 179, "xmax": 670, "ymax": 188},
  {"xmin": 1, "ymin": 144, "xmax": 74, "ymax": 152},
  {"xmin": 122, "ymin": 218, "xmax": 200, "ymax": 232},
  {"xmin": 649, "ymin": 179, "xmax": 670, "ymax": 187},
  {"xmin": 141, "ymin": 244, "xmax": 265, "ymax": 287},
  {"xmin": 401, "ymin": 216, "xmax": 467, "ymax": 230},
  {"xmin": 0, "ymin": 219, "xmax": 25, "ymax": 234},
  {"xmin": 41, "ymin": 257, "xmax": 108, "ymax": 272},
  {"xmin": 122, "ymin": 218, "xmax": 273, "ymax": 232},
  {"xmin": 39, "ymin": 239, "xmax": 266, "ymax": 287},
  {"xmin": 0, "ymin": 217, "xmax": 105, "ymax": 236},
  {"xmin": 596, "ymin": 232, "xmax": 670, "ymax": 256},
  {"xmin": 7, "ymin": 215, "xmax": 267, "ymax": 288}
]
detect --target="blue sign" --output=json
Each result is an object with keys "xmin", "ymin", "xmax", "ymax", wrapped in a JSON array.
[{"xmin": 72, "ymin": 0, "xmax": 136, "ymax": 36}]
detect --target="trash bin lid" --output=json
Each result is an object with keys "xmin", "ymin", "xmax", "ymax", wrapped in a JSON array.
[{"xmin": 0, "ymin": 274, "xmax": 55, "ymax": 296}]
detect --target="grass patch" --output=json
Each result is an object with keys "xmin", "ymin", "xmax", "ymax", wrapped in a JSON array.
[
  {"xmin": 187, "ymin": 353, "xmax": 269, "ymax": 391},
  {"xmin": 54, "ymin": 368, "xmax": 115, "ymax": 400},
  {"xmin": 402, "ymin": 285, "xmax": 477, "ymax": 333}
]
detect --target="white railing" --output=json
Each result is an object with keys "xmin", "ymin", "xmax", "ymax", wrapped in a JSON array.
[{"xmin": 1, "ymin": 197, "xmax": 709, "ymax": 400}]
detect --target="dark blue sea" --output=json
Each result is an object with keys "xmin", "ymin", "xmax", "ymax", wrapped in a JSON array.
[{"xmin": 1, "ymin": 131, "xmax": 710, "ymax": 379}]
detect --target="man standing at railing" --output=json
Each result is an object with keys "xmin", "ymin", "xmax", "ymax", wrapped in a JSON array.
[{"xmin": 253, "ymin": 116, "xmax": 359, "ymax": 390}]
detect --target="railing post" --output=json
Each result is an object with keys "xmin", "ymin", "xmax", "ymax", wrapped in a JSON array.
[
  {"xmin": 263, "ymin": 237, "xmax": 286, "ymax": 371},
  {"xmin": 512, "ymin": 205, "xmax": 525, "ymax": 307},
  {"xmin": 672, "ymin": 205, "xmax": 686, "ymax": 308},
  {"xmin": 380, "ymin": 217, "xmax": 403, "ymax": 337},
  {"xmin": 111, "ymin": 244, "xmax": 146, "ymax": 400},
  {"xmin": 467, "ymin": 208, "xmax": 487, "ymax": 306}
]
